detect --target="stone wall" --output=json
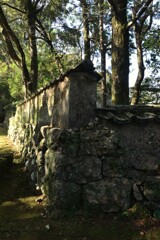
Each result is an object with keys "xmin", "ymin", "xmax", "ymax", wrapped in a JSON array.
[
  {"xmin": 8, "ymin": 66, "xmax": 160, "ymax": 214},
  {"xmin": 8, "ymin": 71, "xmax": 97, "ymax": 151},
  {"xmin": 37, "ymin": 111, "xmax": 160, "ymax": 213}
]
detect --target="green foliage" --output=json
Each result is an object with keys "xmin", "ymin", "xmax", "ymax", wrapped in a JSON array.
[
  {"xmin": 0, "ymin": 61, "xmax": 14, "ymax": 111},
  {"xmin": 7, "ymin": 63, "xmax": 24, "ymax": 101},
  {"xmin": 139, "ymin": 77, "xmax": 160, "ymax": 104},
  {"xmin": 37, "ymin": 45, "xmax": 80, "ymax": 88},
  {"xmin": 0, "ymin": 0, "xmax": 159, "ymax": 106},
  {"xmin": 144, "ymin": 27, "xmax": 160, "ymax": 74}
]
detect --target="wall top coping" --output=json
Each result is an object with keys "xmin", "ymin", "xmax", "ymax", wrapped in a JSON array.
[{"xmin": 96, "ymin": 105, "xmax": 160, "ymax": 124}]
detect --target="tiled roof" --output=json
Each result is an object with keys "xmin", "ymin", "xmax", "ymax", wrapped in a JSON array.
[{"xmin": 96, "ymin": 105, "xmax": 160, "ymax": 124}]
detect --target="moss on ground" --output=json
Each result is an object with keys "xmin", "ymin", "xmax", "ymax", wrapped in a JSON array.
[
  {"xmin": 0, "ymin": 125, "xmax": 160, "ymax": 240},
  {"xmin": 0, "ymin": 126, "xmax": 16, "ymax": 155}
]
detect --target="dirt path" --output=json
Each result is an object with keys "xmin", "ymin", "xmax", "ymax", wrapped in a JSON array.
[{"xmin": 0, "ymin": 126, "xmax": 56, "ymax": 240}]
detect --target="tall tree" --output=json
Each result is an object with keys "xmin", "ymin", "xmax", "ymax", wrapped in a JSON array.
[
  {"xmin": 0, "ymin": 2, "xmax": 40, "ymax": 97},
  {"xmin": 131, "ymin": 0, "xmax": 153, "ymax": 105},
  {"xmin": 0, "ymin": 0, "xmax": 69, "ymax": 98},
  {"xmin": 0, "ymin": 6, "xmax": 31, "ymax": 96},
  {"xmin": 99, "ymin": 0, "xmax": 107, "ymax": 107},
  {"xmin": 108, "ymin": 0, "xmax": 129, "ymax": 105},
  {"xmin": 107, "ymin": 0, "xmax": 155, "ymax": 105},
  {"xmin": 80, "ymin": 0, "xmax": 91, "ymax": 60},
  {"xmin": 24, "ymin": 0, "xmax": 38, "ymax": 93}
]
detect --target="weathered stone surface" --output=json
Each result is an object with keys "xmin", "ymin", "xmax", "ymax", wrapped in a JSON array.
[
  {"xmin": 44, "ymin": 148, "xmax": 57, "ymax": 179},
  {"xmin": 102, "ymin": 156, "xmax": 127, "ymax": 178},
  {"xmin": 56, "ymin": 130, "xmax": 80, "ymax": 156},
  {"xmin": 38, "ymin": 138, "xmax": 47, "ymax": 153},
  {"xmin": 41, "ymin": 127, "xmax": 81, "ymax": 156},
  {"xmin": 53, "ymin": 155, "xmax": 102, "ymax": 184},
  {"xmin": 127, "ymin": 169, "xmax": 147, "ymax": 182},
  {"xmin": 36, "ymin": 151, "xmax": 44, "ymax": 166},
  {"xmin": 143, "ymin": 178, "xmax": 160, "ymax": 202},
  {"xmin": 133, "ymin": 184, "xmax": 144, "ymax": 201},
  {"xmin": 80, "ymin": 128, "xmax": 120, "ymax": 156},
  {"xmin": 46, "ymin": 180, "xmax": 81, "ymax": 210},
  {"xmin": 68, "ymin": 72, "xmax": 97, "ymax": 128},
  {"xmin": 36, "ymin": 150, "xmax": 45, "ymax": 188},
  {"xmin": 120, "ymin": 124, "xmax": 160, "ymax": 171},
  {"xmin": 84, "ymin": 178, "xmax": 132, "ymax": 212},
  {"xmin": 40, "ymin": 125, "xmax": 51, "ymax": 138},
  {"xmin": 45, "ymin": 128, "xmax": 63, "ymax": 149}
]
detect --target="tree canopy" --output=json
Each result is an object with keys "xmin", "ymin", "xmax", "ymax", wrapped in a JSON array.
[{"xmin": 0, "ymin": 0, "xmax": 159, "ymax": 107}]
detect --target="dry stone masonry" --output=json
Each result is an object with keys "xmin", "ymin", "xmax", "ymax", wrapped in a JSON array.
[{"xmin": 8, "ymin": 62, "xmax": 160, "ymax": 214}]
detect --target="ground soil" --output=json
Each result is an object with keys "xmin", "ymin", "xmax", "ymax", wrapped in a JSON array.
[
  {"xmin": 0, "ymin": 126, "xmax": 51, "ymax": 240},
  {"xmin": 1, "ymin": 125, "xmax": 160, "ymax": 240}
]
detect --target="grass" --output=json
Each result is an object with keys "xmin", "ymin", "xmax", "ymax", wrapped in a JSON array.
[
  {"xmin": 0, "ymin": 126, "xmax": 17, "ymax": 155},
  {"xmin": 0, "ymin": 127, "xmax": 7, "ymax": 136},
  {"xmin": 0, "ymin": 125, "xmax": 160, "ymax": 239}
]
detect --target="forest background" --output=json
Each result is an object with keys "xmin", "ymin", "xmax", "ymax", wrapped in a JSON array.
[{"xmin": 0, "ymin": 0, "xmax": 159, "ymax": 117}]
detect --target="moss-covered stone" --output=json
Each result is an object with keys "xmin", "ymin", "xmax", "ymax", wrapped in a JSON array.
[
  {"xmin": 83, "ymin": 178, "xmax": 132, "ymax": 212},
  {"xmin": 48, "ymin": 180, "xmax": 81, "ymax": 210}
]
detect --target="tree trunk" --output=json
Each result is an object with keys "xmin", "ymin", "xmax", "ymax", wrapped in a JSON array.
[
  {"xmin": 109, "ymin": 0, "xmax": 129, "ymax": 105},
  {"xmin": 25, "ymin": 0, "xmax": 38, "ymax": 92},
  {"xmin": 130, "ymin": 1, "xmax": 153, "ymax": 105},
  {"xmin": 131, "ymin": 25, "xmax": 145, "ymax": 105},
  {"xmin": 99, "ymin": 0, "xmax": 107, "ymax": 107},
  {"xmin": 0, "ymin": 5, "xmax": 31, "ymax": 98},
  {"xmin": 81, "ymin": 0, "xmax": 91, "ymax": 60}
]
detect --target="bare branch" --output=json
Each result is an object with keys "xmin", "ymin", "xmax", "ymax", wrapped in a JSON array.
[
  {"xmin": 127, "ymin": 0, "xmax": 153, "ymax": 29},
  {"xmin": 36, "ymin": 17, "xmax": 53, "ymax": 49},
  {"xmin": 35, "ymin": 0, "xmax": 41, "ymax": 6},
  {"xmin": 0, "ymin": 5, "xmax": 30, "ymax": 90},
  {"xmin": 107, "ymin": 0, "xmax": 118, "ymax": 13},
  {"xmin": 1, "ymin": 28, "xmax": 21, "ymax": 63},
  {"xmin": 36, "ymin": 5, "xmax": 44, "ymax": 14},
  {"xmin": 137, "ymin": 0, "xmax": 153, "ymax": 19},
  {"xmin": 1, "ymin": 3, "xmax": 25, "ymax": 14},
  {"xmin": 142, "ymin": 12, "xmax": 153, "ymax": 35},
  {"xmin": 35, "ymin": 17, "xmax": 64, "ymax": 73}
]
